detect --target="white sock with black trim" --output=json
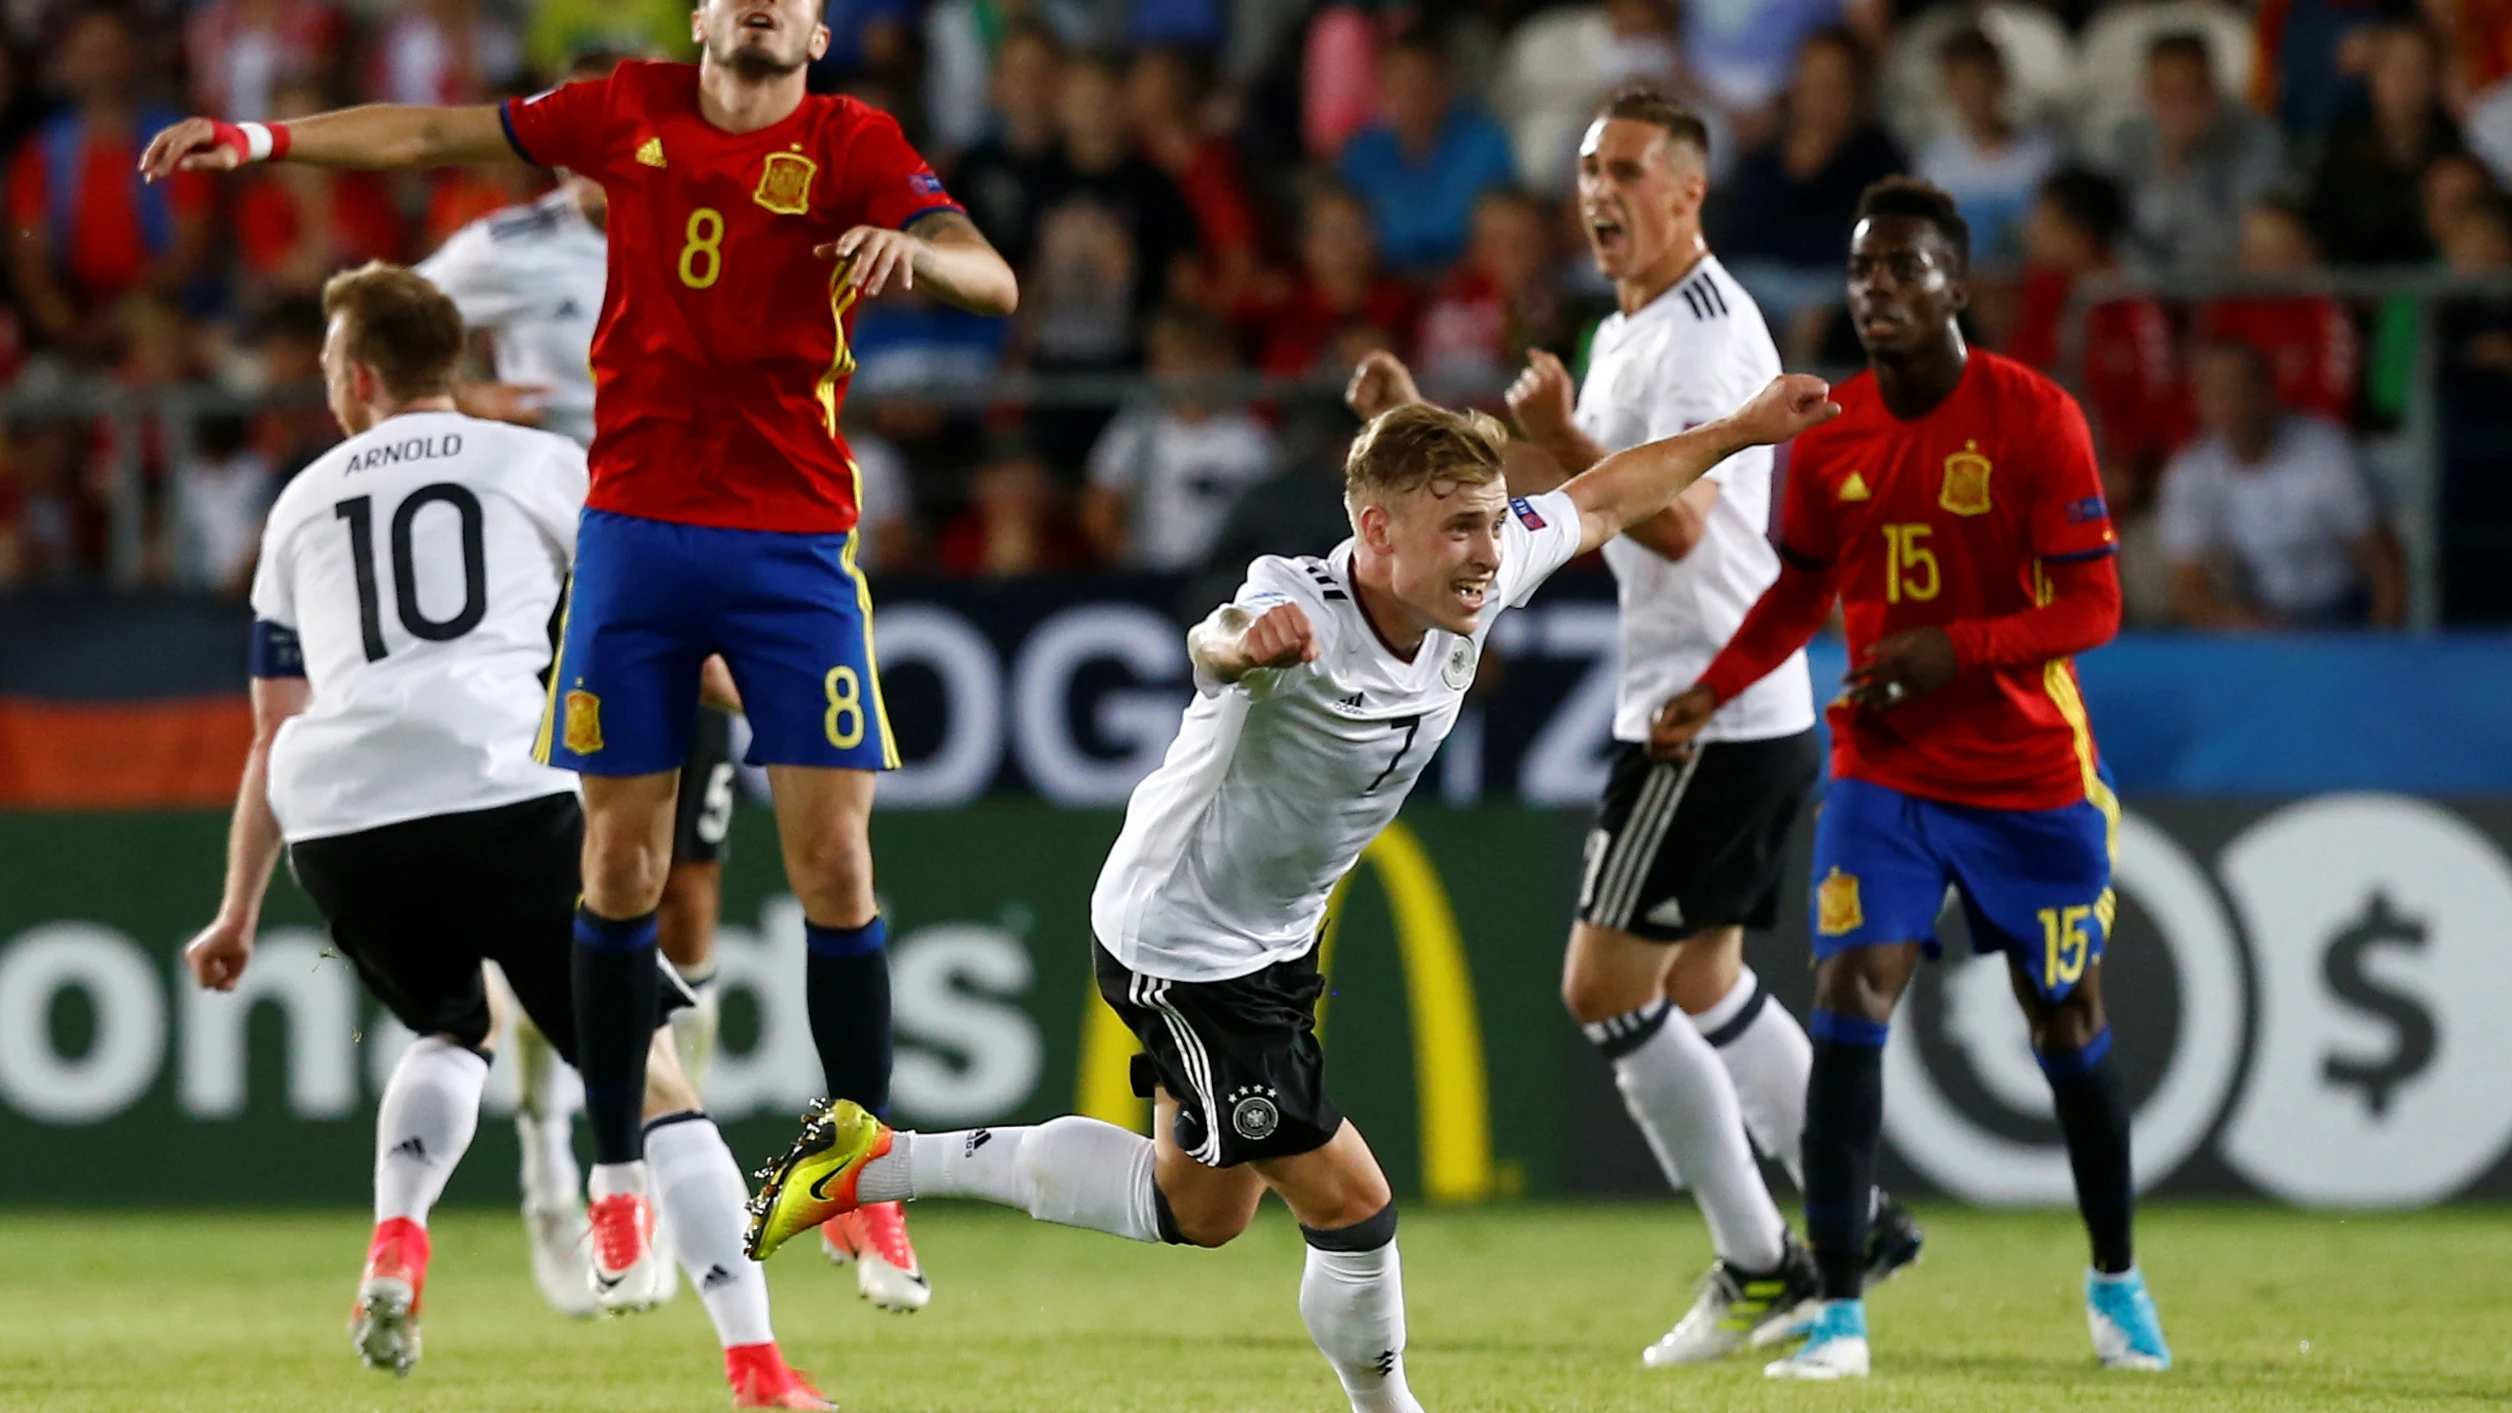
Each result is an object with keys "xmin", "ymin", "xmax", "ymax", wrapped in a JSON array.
[
  {"xmin": 375, "ymin": 1037, "xmax": 488, "ymax": 1226},
  {"xmin": 1588, "ymin": 999, "xmax": 1789, "ymax": 1271},
  {"xmin": 1300, "ymin": 1207, "xmax": 1423, "ymax": 1413},
  {"xmin": 1690, "ymin": 966, "xmax": 1813, "ymax": 1187},
  {"xmin": 855, "ymin": 1118, "xmax": 1166, "ymax": 1242},
  {"xmin": 646, "ymin": 1112, "xmax": 773, "ymax": 1348}
]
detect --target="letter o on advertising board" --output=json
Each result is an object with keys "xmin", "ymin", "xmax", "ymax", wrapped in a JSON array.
[
  {"xmin": 1880, "ymin": 811, "xmax": 2248, "ymax": 1202},
  {"xmin": 0, "ymin": 922, "xmax": 166, "ymax": 1124}
]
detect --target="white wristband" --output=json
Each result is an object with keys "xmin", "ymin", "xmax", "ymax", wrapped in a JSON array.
[{"xmin": 238, "ymin": 122, "xmax": 276, "ymax": 162}]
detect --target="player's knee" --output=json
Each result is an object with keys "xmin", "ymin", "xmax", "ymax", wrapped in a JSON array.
[
  {"xmin": 1156, "ymin": 1187, "xmax": 1256, "ymax": 1249},
  {"xmin": 782, "ymin": 829, "xmax": 873, "ymax": 919},
  {"xmin": 1661, "ymin": 929, "xmax": 1744, "ymax": 1015},
  {"xmin": 2031, "ymin": 988, "xmax": 2106, "ymax": 1055},
  {"xmin": 1560, "ymin": 966, "xmax": 1631, "ymax": 1027},
  {"xmin": 582, "ymin": 830, "xmax": 671, "ymax": 914},
  {"xmin": 1812, "ymin": 951, "xmax": 1900, "ymax": 1025}
]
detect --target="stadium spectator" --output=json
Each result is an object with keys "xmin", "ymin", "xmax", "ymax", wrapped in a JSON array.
[
  {"xmin": 1712, "ymin": 28, "xmax": 1906, "ymax": 346},
  {"xmin": 1413, "ymin": 187, "xmax": 1562, "ymax": 386},
  {"xmin": 2161, "ymin": 339, "xmax": 2406, "ymax": 628},
  {"xmin": 1682, "ymin": 0, "xmax": 1876, "ymax": 123},
  {"xmin": 1915, "ymin": 25, "xmax": 2058, "ymax": 273},
  {"xmin": 2250, "ymin": 0, "xmax": 2389, "ymax": 136},
  {"xmin": 525, "ymin": 0, "xmax": 695, "ymax": 80},
  {"xmin": 1334, "ymin": 31, "xmax": 1518, "ymax": 277},
  {"xmin": 1302, "ymin": 2, "xmax": 1382, "ymax": 161},
  {"xmin": 183, "ymin": 0, "xmax": 344, "ymax": 121},
  {"xmin": 1082, "ymin": 303, "xmax": 1276, "ymax": 571},
  {"xmin": 231, "ymin": 81, "xmax": 408, "ymax": 299},
  {"xmin": 948, "ymin": 21, "xmax": 1066, "ymax": 272},
  {"xmin": 1126, "ymin": 44, "xmax": 1261, "ymax": 311},
  {"xmin": 936, "ymin": 439, "xmax": 1092, "ymax": 577},
  {"xmin": 364, "ymin": 0, "xmax": 525, "ymax": 107},
  {"xmin": 165, "ymin": 412, "xmax": 273, "ymax": 593},
  {"xmin": 2192, "ymin": 205, "xmax": 2359, "ymax": 424},
  {"xmin": 1024, "ymin": 50, "xmax": 1199, "ymax": 372},
  {"xmin": 1243, "ymin": 181, "xmax": 1416, "ymax": 378},
  {"xmin": 6, "ymin": 9, "xmax": 214, "ymax": 356},
  {"xmin": 2092, "ymin": 31, "xmax": 2283, "ymax": 273},
  {"xmin": 2008, "ymin": 167, "xmax": 2189, "ymax": 479},
  {"xmin": 2303, "ymin": 21, "xmax": 2466, "ymax": 266}
]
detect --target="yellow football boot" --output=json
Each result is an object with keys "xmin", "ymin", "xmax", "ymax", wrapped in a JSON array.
[{"xmin": 744, "ymin": 1099, "xmax": 893, "ymax": 1261}]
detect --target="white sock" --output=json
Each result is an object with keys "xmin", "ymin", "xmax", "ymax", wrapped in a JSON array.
[
  {"xmin": 857, "ymin": 1118, "xmax": 1164, "ymax": 1242},
  {"xmin": 375, "ymin": 1037, "xmax": 488, "ymax": 1227},
  {"xmin": 1689, "ymin": 966, "xmax": 1813, "ymax": 1187},
  {"xmin": 647, "ymin": 1114, "xmax": 773, "ymax": 1347},
  {"xmin": 1590, "ymin": 1001, "xmax": 1788, "ymax": 1271},
  {"xmin": 513, "ymin": 1016, "xmax": 581, "ymax": 1213},
  {"xmin": 670, "ymin": 964, "xmax": 720, "ymax": 1100},
  {"xmin": 1300, "ymin": 1228, "xmax": 1424, "ymax": 1413}
]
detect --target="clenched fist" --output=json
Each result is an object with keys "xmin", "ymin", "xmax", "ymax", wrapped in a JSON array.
[
  {"xmin": 1239, "ymin": 602, "xmax": 1318, "ymax": 671},
  {"xmin": 1725, "ymin": 374, "xmax": 1839, "ymax": 447},
  {"xmin": 1505, "ymin": 349, "xmax": 1578, "ymax": 446},
  {"xmin": 1345, "ymin": 350, "xmax": 1423, "ymax": 421}
]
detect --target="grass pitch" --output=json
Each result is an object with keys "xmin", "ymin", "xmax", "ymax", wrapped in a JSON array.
[{"xmin": 2, "ymin": 1203, "xmax": 2506, "ymax": 1412}]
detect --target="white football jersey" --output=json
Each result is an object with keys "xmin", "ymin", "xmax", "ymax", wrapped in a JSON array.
[
  {"xmin": 1574, "ymin": 255, "xmax": 1814, "ymax": 745},
  {"xmin": 1093, "ymin": 489, "xmax": 1584, "ymax": 982},
  {"xmin": 414, "ymin": 190, "xmax": 606, "ymax": 447},
  {"xmin": 250, "ymin": 410, "xmax": 588, "ymax": 843}
]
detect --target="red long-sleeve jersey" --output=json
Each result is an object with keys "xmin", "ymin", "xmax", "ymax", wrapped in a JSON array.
[{"xmin": 1700, "ymin": 351, "xmax": 2122, "ymax": 811}]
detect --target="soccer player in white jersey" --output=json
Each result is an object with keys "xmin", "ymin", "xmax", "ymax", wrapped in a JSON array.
[
  {"xmin": 739, "ymin": 376, "xmax": 1839, "ymax": 1412},
  {"xmin": 408, "ymin": 49, "xmax": 866, "ymax": 1314},
  {"xmin": 179, "ymin": 264, "xmax": 832, "ymax": 1409},
  {"xmin": 1348, "ymin": 88, "xmax": 1921, "ymax": 1365}
]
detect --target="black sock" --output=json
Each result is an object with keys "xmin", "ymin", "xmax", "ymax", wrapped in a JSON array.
[
  {"xmin": 572, "ymin": 904, "xmax": 660, "ymax": 1166},
  {"xmin": 2042, "ymin": 1028, "xmax": 2134, "ymax": 1274},
  {"xmin": 1803, "ymin": 1011, "xmax": 1888, "ymax": 1301},
  {"xmin": 804, "ymin": 917, "xmax": 892, "ymax": 1116}
]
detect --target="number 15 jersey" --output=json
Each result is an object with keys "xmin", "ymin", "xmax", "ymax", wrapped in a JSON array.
[
  {"xmin": 249, "ymin": 411, "xmax": 588, "ymax": 843},
  {"xmin": 500, "ymin": 61, "xmax": 962, "ymax": 534}
]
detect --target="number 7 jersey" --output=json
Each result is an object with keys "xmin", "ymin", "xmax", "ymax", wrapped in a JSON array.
[
  {"xmin": 499, "ymin": 61, "xmax": 961, "ymax": 533},
  {"xmin": 249, "ymin": 411, "xmax": 588, "ymax": 842},
  {"xmin": 1779, "ymin": 350, "xmax": 2118, "ymax": 811}
]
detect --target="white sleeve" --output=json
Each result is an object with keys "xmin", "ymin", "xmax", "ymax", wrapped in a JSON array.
[
  {"xmin": 1086, "ymin": 411, "xmax": 1150, "ymax": 491},
  {"xmin": 524, "ymin": 437, "xmax": 590, "ymax": 567},
  {"xmin": 1496, "ymin": 489, "xmax": 1584, "ymax": 607},
  {"xmin": 1198, "ymin": 555, "xmax": 1341, "ymax": 697},
  {"xmin": 414, "ymin": 221, "xmax": 527, "ymax": 330}
]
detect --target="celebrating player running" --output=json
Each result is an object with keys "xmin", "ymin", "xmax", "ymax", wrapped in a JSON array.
[
  {"xmin": 1656, "ymin": 178, "xmax": 2173, "ymax": 1379},
  {"xmin": 143, "ymin": 0, "xmax": 1017, "ymax": 1306},
  {"xmin": 741, "ymin": 374, "xmax": 1836, "ymax": 1413}
]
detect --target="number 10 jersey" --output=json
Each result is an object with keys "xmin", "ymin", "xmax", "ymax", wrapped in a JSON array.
[{"xmin": 249, "ymin": 410, "xmax": 588, "ymax": 842}]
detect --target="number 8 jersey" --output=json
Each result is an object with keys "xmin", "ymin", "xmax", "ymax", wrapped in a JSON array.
[
  {"xmin": 249, "ymin": 411, "xmax": 589, "ymax": 842},
  {"xmin": 498, "ymin": 60, "xmax": 961, "ymax": 535}
]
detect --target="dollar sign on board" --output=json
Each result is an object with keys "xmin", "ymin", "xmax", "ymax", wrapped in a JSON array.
[{"xmin": 2319, "ymin": 889, "xmax": 2437, "ymax": 1119}]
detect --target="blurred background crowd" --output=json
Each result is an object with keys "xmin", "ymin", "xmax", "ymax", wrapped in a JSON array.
[{"xmin": 3, "ymin": 0, "xmax": 2509, "ymax": 628}]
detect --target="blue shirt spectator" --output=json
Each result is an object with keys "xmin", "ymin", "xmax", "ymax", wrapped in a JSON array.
[{"xmin": 1335, "ymin": 34, "xmax": 1517, "ymax": 277}]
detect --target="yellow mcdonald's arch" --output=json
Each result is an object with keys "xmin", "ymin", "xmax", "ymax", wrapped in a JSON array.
[{"xmin": 1075, "ymin": 818, "xmax": 1495, "ymax": 1202}]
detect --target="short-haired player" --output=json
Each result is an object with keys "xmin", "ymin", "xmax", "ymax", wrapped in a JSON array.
[
  {"xmin": 1661, "ymin": 179, "xmax": 2173, "ymax": 1378},
  {"xmin": 182, "ymin": 263, "xmax": 830, "ymax": 1408},
  {"xmin": 740, "ymin": 377, "xmax": 1839, "ymax": 1412}
]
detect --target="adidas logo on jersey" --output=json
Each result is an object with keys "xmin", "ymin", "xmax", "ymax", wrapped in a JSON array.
[
  {"xmin": 1838, "ymin": 472, "xmax": 1871, "ymax": 502},
  {"xmin": 1337, "ymin": 691, "xmax": 1365, "ymax": 710},
  {"xmin": 636, "ymin": 137, "xmax": 666, "ymax": 168}
]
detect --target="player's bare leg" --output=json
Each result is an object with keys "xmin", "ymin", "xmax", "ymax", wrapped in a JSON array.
[
  {"xmin": 2009, "ymin": 958, "xmax": 2171, "ymax": 1369},
  {"xmin": 762, "ymin": 764, "xmax": 930, "ymax": 1309},
  {"xmin": 1564, "ymin": 921, "xmax": 1807, "ymax": 1363},
  {"xmin": 575, "ymin": 769, "xmax": 681, "ymax": 1308}
]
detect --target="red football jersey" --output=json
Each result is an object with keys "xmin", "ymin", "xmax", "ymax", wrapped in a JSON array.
[
  {"xmin": 1779, "ymin": 351, "xmax": 2118, "ymax": 810},
  {"xmin": 502, "ymin": 62, "xmax": 961, "ymax": 533}
]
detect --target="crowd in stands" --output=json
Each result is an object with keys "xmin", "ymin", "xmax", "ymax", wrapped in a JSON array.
[{"xmin": 4, "ymin": 0, "xmax": 2505, "ymax": 626}]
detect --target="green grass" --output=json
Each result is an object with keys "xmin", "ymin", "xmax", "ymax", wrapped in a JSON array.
[{"xmin": 2, "ymin": 1203, "xmax": 2508, "ymax": 1411}]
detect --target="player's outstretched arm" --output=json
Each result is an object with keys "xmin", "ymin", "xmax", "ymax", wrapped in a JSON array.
[
  {"xmin": 820, "ymin": 210, "xmax": 1018, "ymax": 316},
  {"xmin": 1560, "ymin": 374, "xmax": 1836, "ymax": 555},
  {"xmin": 184, "ymin": 675, "xmax": 313, "ymax": 991},
  {"xmin": 140, "ymin": 105, "xmax": 517, "ymax": 181},
  {"xmin": 1188, "ymin": 601, "xmax": 1317, "ymax": 687}
]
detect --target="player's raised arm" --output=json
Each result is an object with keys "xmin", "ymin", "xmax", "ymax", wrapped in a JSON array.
[
  {"xmin": 1559, "ymin": 374, "xmax": 1836, "ymax": 554},
  {"xmin": 1187, "ymin": 600, "xmax": 1318, "ymax": 687},
  {"xmin": 141, "ymin": 104, "xmax": 518, "ymax": 180},
  {"xmin": 818, "ymin": 209, "xmax": 1018, "ymax": 317}
]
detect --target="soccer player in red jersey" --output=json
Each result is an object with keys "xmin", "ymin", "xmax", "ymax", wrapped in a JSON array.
[
  {"xmin": 1655, "ymin": 179, "xmax": 2172, "ymax": 1380},
  {"xmin": 140, "ymin": 0, "xmax": 1018, "ymax": 1356}
]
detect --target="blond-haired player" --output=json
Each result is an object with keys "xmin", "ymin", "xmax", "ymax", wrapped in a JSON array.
[{"xmin": 741, "ymin": 375, "xmax": 1837, "ymax": 1412}]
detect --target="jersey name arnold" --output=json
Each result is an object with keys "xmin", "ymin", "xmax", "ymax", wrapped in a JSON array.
[
  {"xmin": 1572, "ymin": 255, "xmax": 1813, "ymax": 745},
  {"xmin": 1092, "ymin": 490, "xmax": 1584, "ymax": 983},
  {"xmin": 250, "ymin": 410, "xmax": 589, "ymax": 843}
]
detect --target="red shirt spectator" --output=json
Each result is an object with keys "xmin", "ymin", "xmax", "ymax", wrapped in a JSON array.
[
  {"xmin": 184, "ymin": 0, "xmax": 343, "ymax": 119},
  {"xmin": 935, "ymin": 450, "xmax": 1092, "ymax": 577},
  {"xmin": 2190, "ymin": 205, "xmax": 2357, "ymax": 424},
  {"xmin": 1413, "ymin": 189, "xmax": 1561, "ymax": 385},
  {"xmin": 2010, "ymin": 168, "xmax": 2189, "ymax": 470},
  {"xmin": 1242, "ymin": 185, "xmax": 1416, "ymax": 378},
  {"xmin": 5, "ymin": 11, "xmax": 213, "ymax": 349},
  {"xmin": 1127, "ymin": 47, "xmax": 1262, "ymax": 310}
]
